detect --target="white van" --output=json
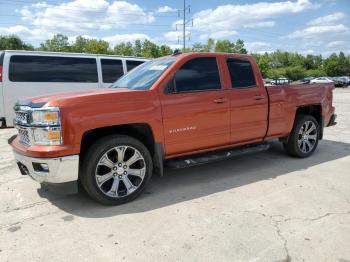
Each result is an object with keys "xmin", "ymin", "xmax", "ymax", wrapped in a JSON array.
[{"xmin": 0, "ymin": 50, "xmax": 148, "ymax": 127}]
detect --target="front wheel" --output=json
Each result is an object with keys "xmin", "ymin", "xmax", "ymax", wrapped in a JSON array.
[
  {"xmin": 80, "ymin": 135, "xmax": 153, "ymax": 205},
  {"xmin": 283, "ymin": 115, "xmax": 320, "ymax": 158}
]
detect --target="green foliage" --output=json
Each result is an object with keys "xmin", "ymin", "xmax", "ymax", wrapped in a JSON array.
[
  {"xmin": 1, "ymin": 33, "xmax": 349, "ymax": 79},
  {"xmin": 0, "ymin": 35, "xmax": 33, "ymax": 50},
  {"xmin": 323, "ymin": 52, "xmax": 350, "ymax": 76},
  {"xmin": 40, "ymin": 34, "xmax": 71, "ymax": 52},
  {"xmin": 214, "ymin": 39, "xmax": 247, "ymax": 54}
]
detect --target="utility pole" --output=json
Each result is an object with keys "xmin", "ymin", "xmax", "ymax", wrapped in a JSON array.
[
  {"xmin": 183, "ymin": 0, "xmax": 186, "ymax": 50},
  {"xmin": 176, "ymin": 0, "xmax": 192, "ymax": 51}
]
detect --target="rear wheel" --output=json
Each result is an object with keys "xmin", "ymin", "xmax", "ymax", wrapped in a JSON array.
[
  {"xmin": 283, "ymin": 115, "xmax": 319, "ymax": 158},
  {"xmin": 80, "ymin": 135, "xmax": 153, "ymax": 205}
]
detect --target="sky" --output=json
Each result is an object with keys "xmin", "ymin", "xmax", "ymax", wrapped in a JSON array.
[{"xmin": 0, "ymin": 0, "xmax": 349, "ymax": 55}]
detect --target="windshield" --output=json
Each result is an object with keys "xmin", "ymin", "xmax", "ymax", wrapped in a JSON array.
[{"xmin": 111, "ymin": 58, "xmax": 175, "ymax": 90}]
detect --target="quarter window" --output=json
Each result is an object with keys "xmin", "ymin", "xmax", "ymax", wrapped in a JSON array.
[
  {"xmin": 9, "ymin": 55, "xmax": 98, "ymax": 83},
  {"xmin": 174, "ymin": 57, "xmax": 221, "ymax": 93},
  {"xmin": 126, "ymin": 60, "xmax": 144, "ymax": 71},
  {"xmin": 101, "ymin": 59, "xmax": 124, "ymax": 83},
  {"xmin": 227, "ymin": 58, "xmax": 256, "ymax": 88}
]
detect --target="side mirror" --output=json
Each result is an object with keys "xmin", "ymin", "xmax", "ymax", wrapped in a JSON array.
[{"xmin": 165, "ymin": 78, "xmax": 176, "ymax": 94}]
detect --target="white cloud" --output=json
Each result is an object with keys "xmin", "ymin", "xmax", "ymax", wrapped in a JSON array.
[
  {"xmin": 244, "ymin": 21, "xmax": 275, "ymax": 28},
  {"xmin": 246, "ymin": 42, "xmax": 272, "ymax": 53},
  {"xmin": 288, "ymin": 24, "xmax": 349, "ymax": 39},
  {"xmin": 19, "ymin": 0, "xmax": 155, "ymax": 32},
  {"xmin": 192, "ymin": 0, "xmax": 319, "ymax": 33},
  {"xmin": 103, "ymin": 33, "xmax": 150, "ymax": 46},
  {"xmin": 0, "ymin": 25, "xmax": 52, "ymax": 42},
  {"xmin": 157, "ymin": 6, "xmax": 177, "ymax": 13},
  {"xmin": 288, "ymin": 12, "xmax": 349, "ymax": 53},
  {"xmin": 199, "ymin": 31, "xmax": 238, "ymax": 40},
  {"xmin": 307, "ymin": 12, "xmax": 346, "ymax": 26},
  {"xmin": 327, "ymin": 40, "xmax": 345, "ymax": 48}
]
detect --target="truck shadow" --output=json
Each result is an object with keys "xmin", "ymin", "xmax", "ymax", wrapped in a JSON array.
[{"xmin": 38, "ymin": 139, "xmax": 350, "ymax": 218}]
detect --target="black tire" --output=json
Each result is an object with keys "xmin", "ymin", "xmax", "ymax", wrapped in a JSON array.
[
  {"xmin": 283, "ymin": 114, "xmax": 320, "ymax": 158},
  {"xmin": 80, "ymin": 135, "xmax": 153, "ymax": 205}
]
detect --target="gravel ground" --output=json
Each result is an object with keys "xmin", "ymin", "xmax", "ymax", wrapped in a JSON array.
[{"xmin": 0, "ymin": 88, "xmax": 349, "ymax": 262}]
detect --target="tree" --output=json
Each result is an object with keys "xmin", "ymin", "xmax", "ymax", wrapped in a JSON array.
[
  {"xmin": 159, "ymin": 44, "xmax": 172, "ymax": 56},
  {"xmin": 141, "ymin": 40, "xmax": 160, "ymax": 58},
  {"xmin": 204, "ymin": 38, "xmax": 215, "ymax": 52},
  {"xmin": 133, "ymin": 40, "xmax": 142, "ymax": 57},
  {"xmin": 215, "ymin": 40, "xmax": 233, "ymax": 53},
  {"xmin": 40, "ymin": 34, "xmax": 71, "ymax": 52},
  {"xmin": 71, "ymin": 36, "xmax": 89, "ymax": 53},
  {"xmin": 113, "ymin": 42, "xmax": 133, "ymax": 56},
  {"xmin": 0, "ymin": 35, "xmax": 33, "ymax": 50},
  {"xmin": 232, "ymin": 39, "xmax": 247, "ymax": 54},
  {"xmin": 323, "ymin": 52, "xmax": 350, "ymax": 76}
]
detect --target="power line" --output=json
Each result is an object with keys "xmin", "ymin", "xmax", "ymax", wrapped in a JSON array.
[{"xmin": 0, "ymin": 0, "xmax": 178, "ymax": 17}]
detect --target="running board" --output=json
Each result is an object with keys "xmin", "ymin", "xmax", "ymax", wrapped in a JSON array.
[{"xmin": 165, "ymin": 143, "xmax": 270, "ymax": 169}]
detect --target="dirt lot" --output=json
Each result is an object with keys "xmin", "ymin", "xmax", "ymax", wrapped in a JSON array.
[{"xmin": 1, "ymin": 88, "xmax": 350, "ymax": 262}]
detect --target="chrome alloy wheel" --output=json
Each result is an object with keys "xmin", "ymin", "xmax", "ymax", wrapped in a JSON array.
[
  {"xmin": 95, "ymin": 146, "xmax": 146, "ymax": 198},
  {"xmin": 297, "ymin": 120, "xmax": 318, "ymax": 153}
]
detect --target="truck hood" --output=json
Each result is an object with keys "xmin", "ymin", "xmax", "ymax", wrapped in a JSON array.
[{"xmin": 16, "ymin": 88, "xmax": 146, "ymax": 108}]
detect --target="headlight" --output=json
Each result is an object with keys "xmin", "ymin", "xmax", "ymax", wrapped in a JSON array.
[
  {"xmin": 31, "ymin": 107, "xmax": 60, "ymax": 126},
  {"xmin": 32, "ymin": 127, "xmax": 62, "ymax": 145},
  {"xmin": 31, "ymin": 107, "xmax": 62, "ymax": 145}
]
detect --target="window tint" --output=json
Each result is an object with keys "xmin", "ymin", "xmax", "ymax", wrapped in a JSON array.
[
  {"xmin": 9, "ymin": 55, "xmax": 98, "ymax": 82},
  {"xmin": 126, "ymin": 60, "xmax": 144, "ymax": 71},
  {"xmin": 175, "ymin": 57, "xmax": 221, "ymax": 92},
  {"xmin": 101, "ymin": 59, "xmax": 124, "ymax": 83},
  {"xmin": 227, "ymin": 58, "xmax": 256, "ymax": 88}
]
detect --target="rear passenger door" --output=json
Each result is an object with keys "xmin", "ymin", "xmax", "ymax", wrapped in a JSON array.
[
  {"xmin": 226, "ymin": 58, "xmax": 268, "ymax": 143},
  {"xmin": 99, "ymin": 58, "xmax": 125, "ymax": 88},
  {"xmin": 160, "ymin": 56, "xmax": 230, "ymax": 156}
]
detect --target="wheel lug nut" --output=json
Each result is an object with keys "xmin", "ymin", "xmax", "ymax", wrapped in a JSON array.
[
  {"xmin": 124, "ymin": 171, "xmax": 127, "ymax": 175},
  {"xmin": 118, "ymin": 175, "xmax": 122, "ymax": 179},
  {"xmin": 123, "ymin": 165, "xmax": 127, "ymax": 169},
  {"xmin": 113, "ymin": 167, "xmax": 117, "ymax": 170},
  {"xmin": 118, "ymin": 163, "xmax": 122, "ymax": 167}
]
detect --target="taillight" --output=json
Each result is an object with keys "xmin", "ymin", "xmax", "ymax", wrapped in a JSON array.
[{"xmin": 0, "ymin": 65, "xmax": 2, "ymax": 82}]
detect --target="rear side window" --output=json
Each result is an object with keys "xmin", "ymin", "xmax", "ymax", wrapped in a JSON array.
[
  {"xmin": 227, "ymin": 58, "xmax": 256, "ymax": 88},
  {"xmin": 101, "ymin": 59, "xmax": 124, "ymax": 83},
  {"xmin": 126, "ymin": 60, "xmax": 144, "ymax": 71},
  {"xmin": 9, "ymin": 55, "xmax": 98, "ymax": 83},
  {"xmin": 175, "ymin": 57, "xmax": 221, "ymax": 93}
]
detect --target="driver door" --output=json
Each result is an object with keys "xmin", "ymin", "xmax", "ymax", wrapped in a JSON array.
[{"xmin": 159, "ymin": 56, "xmax": 230, "ymax": 156}]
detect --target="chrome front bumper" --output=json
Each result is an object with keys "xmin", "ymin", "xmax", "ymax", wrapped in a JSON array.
[{"xmin": 13, "ymin": 152, "xmax": 79, "ymax": 184}]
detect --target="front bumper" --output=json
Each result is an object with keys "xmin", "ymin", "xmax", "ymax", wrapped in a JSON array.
[{"xmin": 13, "ymin": 151, "xmax": 79, "ymax": 184}]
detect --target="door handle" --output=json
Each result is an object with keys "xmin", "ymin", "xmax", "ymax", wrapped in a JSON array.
[
  {"xmin": 213, "ymin": 98, "xmax": 227, "ymax": 104},
  {"xmin": 254, "ymin": 95, "xmax": 265, "ymax": 100}
]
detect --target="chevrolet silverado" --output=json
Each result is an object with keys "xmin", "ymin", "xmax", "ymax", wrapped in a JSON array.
[{"xmin": 9, "ymin": 52, "xmax": 336, "ymax": 205}]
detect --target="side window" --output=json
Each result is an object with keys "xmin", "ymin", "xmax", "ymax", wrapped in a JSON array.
[
  {"xmin": 9, "ymin": 55, "xmax": 98, "ymax": 82},
  {"xmin": 126, "ymin": 60, "xmax": 144, "ymax": 71},
  {"xmin": 101, "ymin": 59, "xmax": 124, "ymax": 83},
  {"xmin": 174, "ymin": 57, "xmax": 221, "ymax": 93},
  {"xmin": 227, "ymin": 58, "xmax": 256, "ymax": 88}
]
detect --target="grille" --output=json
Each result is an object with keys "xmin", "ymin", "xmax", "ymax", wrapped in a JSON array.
[
  {"xmin": 15, "ymin": 111, "xmax": 29, "ymax": 125},
  {"xmin": 18, "ymin": 128, "xmax": 31, "ymax": 145}
]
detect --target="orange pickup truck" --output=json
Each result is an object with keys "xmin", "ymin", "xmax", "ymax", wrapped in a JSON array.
[{"xmin": 9, "ymin": 52, "xmax": 336, "ymax": 205}]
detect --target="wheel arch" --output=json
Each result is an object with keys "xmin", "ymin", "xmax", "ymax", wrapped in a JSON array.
[
  {"xmin": 80, "ymin": 123, "xmax": 164, "ymax": 176},
  {"xmin": 280, "ymin": 104, "xmax": 323, "ymax": 143}
]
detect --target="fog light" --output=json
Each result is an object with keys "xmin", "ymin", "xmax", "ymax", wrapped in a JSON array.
[{"xmin": 32, "ymin": 162, "xmax": 49, "ymax": 173}]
